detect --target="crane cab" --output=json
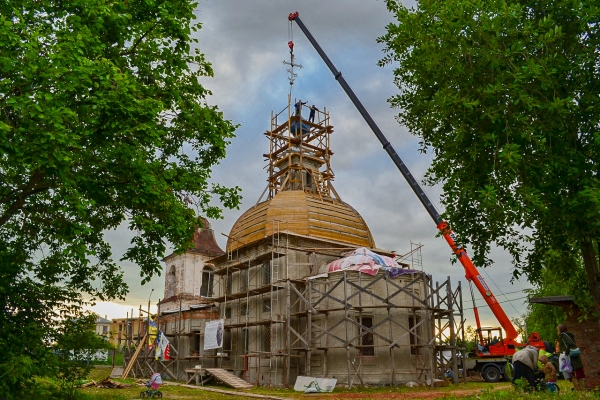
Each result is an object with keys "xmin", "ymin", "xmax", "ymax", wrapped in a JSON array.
[{"xmin": 474, "ymin": 327, "xmax": 516, "ymax": 357}]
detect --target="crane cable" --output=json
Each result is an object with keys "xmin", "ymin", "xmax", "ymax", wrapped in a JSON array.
[{"xmin": 481, "ymin": 267, "xmax": 523, "ymax": 316}]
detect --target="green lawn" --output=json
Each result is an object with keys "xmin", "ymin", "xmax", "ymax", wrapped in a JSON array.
[{"xmin": 73, "ymin": 367, "xmax": 598, "ymax": 400}]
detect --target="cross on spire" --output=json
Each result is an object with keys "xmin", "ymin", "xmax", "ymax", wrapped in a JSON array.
[{"xmin": 283, "ymin": 41, "xmax": 302, "ymax": 86}]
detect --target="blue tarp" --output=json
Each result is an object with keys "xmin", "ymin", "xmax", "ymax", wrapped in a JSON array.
[{"xmin": 290, "ymin": 121, "xmax": 310, "ymax": 135}]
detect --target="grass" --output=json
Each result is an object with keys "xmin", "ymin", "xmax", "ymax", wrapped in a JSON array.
[{"xmin": 70, "ymin": 367, "xmax": 599, "ymax": 400}]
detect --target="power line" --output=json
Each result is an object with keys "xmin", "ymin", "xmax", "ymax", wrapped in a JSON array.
[
  {"xmin": 482, "ymin": 268, "xmax": 523, "ymax": 316},
  {"xmin": 463, "ymin": 295, "xmax": 529, "ymax": 311},
  {"xmin": 462, "ymin": 289, "xmax": 524, "ymax": 303}
]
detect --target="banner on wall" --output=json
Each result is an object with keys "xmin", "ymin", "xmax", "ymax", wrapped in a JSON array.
[{"xmin": 203, "ymin": 319, "xmax": 224, "ymax": 350}]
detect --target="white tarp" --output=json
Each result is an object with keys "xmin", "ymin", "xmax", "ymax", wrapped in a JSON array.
[
  {"xmin": 203, "ymin": 319, "xmax": 224, "ymax": 350},
  {"xmin": 293, "ymin": 376, "xmax": 336, "ymax": 393}
]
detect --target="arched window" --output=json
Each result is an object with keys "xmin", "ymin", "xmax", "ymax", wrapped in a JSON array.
[
  {"xmin": 200, "ymin": 266, "xmax": 214, "ymax": 297},
  {"xmin": 167, "ymin": 265, "xmax": 176, "ymax": 298}
]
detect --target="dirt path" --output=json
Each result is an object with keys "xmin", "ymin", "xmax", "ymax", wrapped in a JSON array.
[{"xmin": 307, "ymin": 385, "xmax": 512, "ymax": 399}]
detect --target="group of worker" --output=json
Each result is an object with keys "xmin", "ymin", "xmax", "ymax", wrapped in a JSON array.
[
  {"xmin": 294, "ymin": 100, "xmax": 318, "ymax": 123},
  {"xmin": 511, "ymin": 324, "xmax": 585, "ymax": 392}
]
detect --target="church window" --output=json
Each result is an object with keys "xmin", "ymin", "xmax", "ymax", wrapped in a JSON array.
[
  {"xmin": 241, "ymin": 302, "xmax": 249, "ymax": 316},
  {"xmin": 262, "ymin": 298, "xmax": 271, "ymax": 313},
  {"xmin": 226, "ymin": 272, "xmax": 233, "ymax": 295},
  {"xmin": 240, "ymin": 269, "xmax": 248, "ymax": 292},
  {"xmin": 223, "ymin": 329, "xmax": 232, "ymax": 351},
  {"xmin": 409, "ymin": 315, "xmax": 422, "ymax": 355},
  {"xmin": 262, "ymin": 261, "xmax": 271, "ymax": 285},
  {"xmin": 200, "ymin": 267, "xmax": 214, "ymax": 297},
  {"xmin": 357, "ymin": 316, "xmax": 375, "ymax": 356},
  {"xmin": 261, "ymin": 325, "xmax": 271, "ymax": 352},
  {"xmin": 167, "ymin": 266, "xmax": 176, "ymax": 298}
]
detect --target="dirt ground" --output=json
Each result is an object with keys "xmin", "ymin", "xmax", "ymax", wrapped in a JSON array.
[{"xmin": 310, "ymin": 385, "xmax": 512, "ymax": 399}]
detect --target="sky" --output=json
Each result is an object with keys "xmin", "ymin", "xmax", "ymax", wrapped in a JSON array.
[{"xmin": 90, "ymin": 0, "xmax": 535, "ymax": 336}]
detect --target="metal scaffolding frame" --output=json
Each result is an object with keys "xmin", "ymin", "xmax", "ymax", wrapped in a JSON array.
[
  {"xmin": 208, "ymin": 230, "xmax": 464, "ymax": 388},
  {"xmin": 123, "ymin": 101, "xmax": 465, "ymax": 387}
]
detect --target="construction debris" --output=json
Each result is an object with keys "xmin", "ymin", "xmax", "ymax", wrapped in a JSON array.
[{"xmin": 79, "ymin": 378, "xmax": 132, "ymax": 389}]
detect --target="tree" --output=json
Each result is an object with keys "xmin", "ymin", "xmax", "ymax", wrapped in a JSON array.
[
  {"xmin": 524, "ymin": 253, "xmax": 594, "ymax": 341},
  {"xmin": 460, "ymin": 325, "xmax": 478, "ymax": 353},
  {"xmin": 54, "ymin": 314, "xmax": 110, "ymax": 398},
  {"xmin": 378, "ymin": 0, "xmax": 600, "ymax": 325},
  {"xmin": 0, "ymin": 0, "xmax": 240, "ymax": 396}
]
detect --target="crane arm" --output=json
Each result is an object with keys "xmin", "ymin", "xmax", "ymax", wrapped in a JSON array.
[{"xmin": 288, "ymin": 11, "xmax": 518, "ymax": 341}]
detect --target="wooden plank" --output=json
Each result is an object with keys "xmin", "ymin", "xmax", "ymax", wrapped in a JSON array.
[
  {"xmin": 306, "ymin": 227, "xmax": 371, "ymax": 247},
  {"xmin": 307, "ymin": 213, "xmax": 371, "ymax": 231},
  {"xmin": 121, "ymin": 334, "xmax": 147, "ymax": 379},
  {"xmin": 308, "ymin": 220, "xmax": 372, "ymax": 238},
  {"xmin": 231, "ymin": 203, "xmax": 269, "ymax": 229},
  {"xmin": 204, "ymin": 368, "xmax": 254, "ymax": 389},
  {"xmin": 307, "ymin": 206, "xmax": 366, "ymax": 222},
  {"xmin": 169, "ymin": 382, "xmax": 291, "ymax": 399}
]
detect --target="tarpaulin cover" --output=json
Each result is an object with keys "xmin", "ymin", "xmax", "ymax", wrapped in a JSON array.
[
  {"xmin": 290, "ymin": 121, "xmax": 310, "ymax": 135},
  {"xmin": 321, "ymin": 247, "xmax": 417, "ymax": 276}
]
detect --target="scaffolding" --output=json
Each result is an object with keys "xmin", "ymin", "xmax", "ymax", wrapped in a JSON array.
[
  {"xmin": 124, "ymin": 102, "xmax": 465, "ymax": 387},
  {"xmin": 264, "ymin": 99, "xmax": 337, "ymax": 201},
  {"xmin": 123, "ymin": 295, "xmax": 220, "ymax": 381},
  {"xmin": 206, "ymin": 226, "xmax": 464, "ymax": 388}
]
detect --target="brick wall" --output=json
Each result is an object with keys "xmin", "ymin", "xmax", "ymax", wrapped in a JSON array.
[{"xmin": 563, "ymin": 307, "xmax": 600, "ymax": 389}]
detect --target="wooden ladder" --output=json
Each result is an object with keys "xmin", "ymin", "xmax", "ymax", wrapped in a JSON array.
[
  {"xmin": 310, "ymin": 169, "xmax": 328, "ymax": 199},
  {"xmin": 121, "ymin": 334, "xmax": 147, "ymax": 379}
]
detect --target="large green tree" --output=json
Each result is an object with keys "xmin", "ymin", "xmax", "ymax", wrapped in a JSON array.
[
  {"xmin": 0, "ymin": 0, "xmax": 240, "ymax": 396},
  {"xmin": 378, "ymin": 0, "xmax": 600, "ymax": 324}
]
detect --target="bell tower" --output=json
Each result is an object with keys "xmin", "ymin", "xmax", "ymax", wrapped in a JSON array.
[{"xmin": 160, "ymin": 219, "xmax": 224, "ymax": 312}]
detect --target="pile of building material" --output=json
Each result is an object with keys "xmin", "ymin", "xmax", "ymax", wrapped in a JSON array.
[{"xmin": 79, "ymin": 378, "xmax": 132, "ymax": 389}]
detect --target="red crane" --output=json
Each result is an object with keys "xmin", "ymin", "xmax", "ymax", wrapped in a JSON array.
[{"xmin": 288, "ymin": 11, "xmax": 546, "ymax": 380}]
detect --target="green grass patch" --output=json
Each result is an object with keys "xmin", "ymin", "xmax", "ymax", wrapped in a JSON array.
[{"xmin": 71, "ymin": 368, "xmax": 599, "ymax": 400}]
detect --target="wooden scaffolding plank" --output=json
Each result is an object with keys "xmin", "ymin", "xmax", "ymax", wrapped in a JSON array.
[
  {"xmin": 121, "ymin": 334, "xmax": 147, "ymax": 379},
  {"xmin": 204, "ymin": 368, "xmax": 254, "ymax": 389}
]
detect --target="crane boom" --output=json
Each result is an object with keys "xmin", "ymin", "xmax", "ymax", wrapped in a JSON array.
[{"xmin": 288, "ymin": 11, "xmax": 519, "ymax": 341}]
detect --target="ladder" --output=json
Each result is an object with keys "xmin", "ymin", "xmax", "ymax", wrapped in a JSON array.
[
  {"xmin": 270, "ymin": 221, "xmax": 280, "ymax": 384},
  {"xmin": 410, "ymin": 241, "xmax": 424, "ymax": 271},
  {"xmin": 310, "ymin": 169, "xmax": 328, "ymax": 199},
  {"xmin": 121, "ymin": 334, "xmax": 148, "ymax": 379}
]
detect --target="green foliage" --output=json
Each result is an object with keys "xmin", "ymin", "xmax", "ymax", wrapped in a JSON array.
[
  {"xmin": 0, "ymin": 0, "xmax": 240, "ymax": 397},
  {"xmin": 511, "ymin": 317, "xmax": 526, "ymax": 341},
  {"xmin": 458, "ymin": 324, "xmax": 477, "ymax": 353},
  {"xmin": 525, "ymin": 256, "xmax": 594, "ymax": 340},
  {"xmin": 379, "ymin": 0, "xmax": 600, "ymax": 322},
  {"xmin": 54, "ymin": 315, "xmax": 111, "ymax": 398}
]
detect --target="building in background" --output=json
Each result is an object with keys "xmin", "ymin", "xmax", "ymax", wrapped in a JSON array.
[{"xmin": 95, "ymin": 316, "xmax": 111, "ymax": 340}]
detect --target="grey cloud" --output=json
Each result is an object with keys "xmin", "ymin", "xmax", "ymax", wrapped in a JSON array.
[{"xmin": 103, "ymin": 0, "xmax": 532, "ymax": 329}]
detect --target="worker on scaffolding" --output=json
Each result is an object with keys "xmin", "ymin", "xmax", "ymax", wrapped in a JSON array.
[
  {"xmin": 294, "ymin": 100, "xmax": 307, "ymax": 117},
  {"xmin": 309, "ymin": 105, "xmax": 318, "ymax": 123}
]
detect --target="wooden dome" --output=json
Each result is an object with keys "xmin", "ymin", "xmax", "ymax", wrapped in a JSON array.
[{"xmin": 226, "ymin": 191, "xmax": 375, "ymax": 252}]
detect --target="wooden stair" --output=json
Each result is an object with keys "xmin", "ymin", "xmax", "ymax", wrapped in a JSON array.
[{"xmin": 204, "ymin": 368, "xmax": 254, "ymax": 389}]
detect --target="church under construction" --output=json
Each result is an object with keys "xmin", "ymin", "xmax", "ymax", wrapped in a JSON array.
[{"xmin": 123, "ymin": 99, "xmax": 465, "ymax": 388}]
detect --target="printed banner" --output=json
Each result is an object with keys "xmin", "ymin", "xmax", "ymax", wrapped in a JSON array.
[{"xmin": 204, "ymin": 319, "xmax": 224, "ymax": 350}]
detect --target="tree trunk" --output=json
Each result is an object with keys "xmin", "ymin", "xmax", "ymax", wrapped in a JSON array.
[{"xmin": 580, "ymin": 240, "xmax": 600, "ymax": 328}]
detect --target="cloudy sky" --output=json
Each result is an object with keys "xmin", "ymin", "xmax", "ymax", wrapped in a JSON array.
[{"xmin": 93, "ymin": 0, "xmax": 533, "ymax": 334}]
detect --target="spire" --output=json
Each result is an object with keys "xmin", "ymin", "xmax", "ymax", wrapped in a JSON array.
[{"xmin": 283, "ymin": 41, "xmax": 302, "ymax": 87}]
